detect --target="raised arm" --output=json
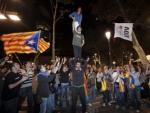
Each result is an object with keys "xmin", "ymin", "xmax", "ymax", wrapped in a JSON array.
[
  {"xmin": 69, "ymin": 12, "xmax": 75, "ymax": 20},
  {"xmin": 125, "ymin": 64, "xmax": 131, "ymax": 75},
  {"xmin": 146, "ymin": 64, "xmax": 150, "ymax": 75},
  {"xmin": 69, "ymin": 58, "xmax": 76, "ymax": 70},
  {"xmin": 82, "ymin": 57, "xmax": 89, "ymax": 70},
  {"xmin": 57, "ymin": 57, "xmax": 67, "ymax": 72},
  {"xmin": 0, "ymin": 56, "xmax": 9, "ymax": 66}
]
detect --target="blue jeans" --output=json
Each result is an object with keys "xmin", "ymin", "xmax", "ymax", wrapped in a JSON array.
[
  {"xmin": 118, "ymin": 92, "xmax": 125, "ymax": 106},
  {"xmin": 88, "ymin": 86, "xmax": 96, "ymax": 103},
  {"xmin": 129, "ymin": 87, "xmax": 141, "ymax": 110},
  {"xmin": 73, "ymin": 45, "xmax": 82, "ymax": 58},
  {"xmin": 61, "ymin": 83, "xmax": 70, "ymax": 107},
  {"xmin": 102, "ymin": 90, "xmax": 111, "ymax": 104},
  {"xmin": 114, "ymin": 83, "xmax": 120, "ymax": 102},
  {"xmin": 40, "ymin": 94, "xmax": 55, "ymax": 113}
]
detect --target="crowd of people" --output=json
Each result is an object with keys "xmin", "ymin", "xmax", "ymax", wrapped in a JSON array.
[
  {"xmin": 0, "ymin": 55, "xmax": 150, "ymax": 113},
  {"xmin": 0, "ymin": 5, "xmax": 150, "ymax": 113}
]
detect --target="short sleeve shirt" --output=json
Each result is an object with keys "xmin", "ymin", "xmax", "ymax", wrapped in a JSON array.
[{"xmin": 2, "ymin": 72, "xmax": 22, "ymax": 101}]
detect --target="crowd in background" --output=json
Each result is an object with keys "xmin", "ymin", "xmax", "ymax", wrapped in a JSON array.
[{"xmin": 0, "ymin": 55, "xmax": 150, "ymax": 113}]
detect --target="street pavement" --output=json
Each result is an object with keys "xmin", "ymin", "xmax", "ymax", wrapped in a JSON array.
[{"xmin": 19, "ymin": 96, "xmax": 150, "ymax": 113}]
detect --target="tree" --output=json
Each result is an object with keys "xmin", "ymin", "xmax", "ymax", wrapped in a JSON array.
[{"xmin": 50, "ymin": 0, "xmax": 64, "ymax": 61}]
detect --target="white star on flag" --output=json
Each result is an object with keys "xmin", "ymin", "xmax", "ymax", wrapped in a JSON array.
[{"xmin": 27, "ymin": 40, "xmax": 36, "ymax": 45}]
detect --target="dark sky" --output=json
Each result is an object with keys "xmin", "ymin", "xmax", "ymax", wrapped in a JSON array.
[{"xmin": 0, "ymin": 0, "xmax": 150, "ymax": 63}]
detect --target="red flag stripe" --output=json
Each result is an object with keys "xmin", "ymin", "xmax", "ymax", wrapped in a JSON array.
[
  {"xmin": 38, "ymin": 38, "xmax": 50, "ymax": 53},
  {"xmin": 1, "ymin": 32, "xmax": 35, "ymax": 38}
]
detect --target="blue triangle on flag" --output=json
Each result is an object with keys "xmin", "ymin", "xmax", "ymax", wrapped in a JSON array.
[{"xmin": 25, "ymin": 32, "xmax": 40, "ymax": 51}]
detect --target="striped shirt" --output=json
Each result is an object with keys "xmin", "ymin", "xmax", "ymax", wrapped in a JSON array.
[{"xmin": 21, "ymin": 69, "xmax": 34, "ymax": 88}]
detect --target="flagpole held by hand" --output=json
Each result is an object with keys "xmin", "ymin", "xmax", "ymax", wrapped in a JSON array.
[
  {"xmin": 14, "ymin": 53, "xmax": 23, "ymax": 67},
  {"xmin": 33, "ymin": 52, "xmax": 40, "ymax": 63}
]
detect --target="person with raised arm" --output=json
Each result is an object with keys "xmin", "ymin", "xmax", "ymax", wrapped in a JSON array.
[
  {"xmin": 69, "ymin": 57, "xmax": 89, "ymax": 113},
  {"xmin": 69, "ymin": 6, "xmax": 82, "ymax": 31}
]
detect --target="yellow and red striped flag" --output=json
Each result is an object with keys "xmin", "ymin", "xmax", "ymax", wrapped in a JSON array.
[
  {"xmin": 38, "ymin": 38, "xmax": 50, "ymax": 53},
  {"xmin": 0, "ymin": 31, "xmax": 40, "ymax": 54}
]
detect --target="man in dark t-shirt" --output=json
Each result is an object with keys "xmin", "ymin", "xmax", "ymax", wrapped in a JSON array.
[
  {"xmin": 59, "ymin": 65, "xmax": 70, "ymax": 107},
  {"xmin": 0, "ymin": 66, "xmax": 9, "ymax": 112},
  {"xmin": 69, "ymin": 58, "xmax": 89, "ymax": 113},
  {"xmin": 2, "ymin": 63, "xmax": 28, "ymax": 113},
  {"xmin": 2, "ymin": 72, "xmax": 22, "ymax": 101}
]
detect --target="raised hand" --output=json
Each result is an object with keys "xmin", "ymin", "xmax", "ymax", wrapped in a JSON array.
[
  {"xmin": 63, "ymin": 57, "xmax": 67, "ymax": 64},
  {"xmin": 19, "ymin": 69, "xmax": 27, "ymax": 75},
  {"xmin": 55, "ymin": 57, "xmax": 60, "ymax": 62},
  {"xmin": 86, "ymin": 57, "xmax": 90, "ymax": 62},
  {"xmin": 4, "ymin": 56, "xmax": 9, "ymax": 61}
]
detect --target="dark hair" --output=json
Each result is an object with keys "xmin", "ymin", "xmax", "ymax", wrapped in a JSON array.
[
  {"xmin": 133, "ymin": 65, "xmax": 139, "ymax": 72},
  {"xmin": 76, "ymin": 60, "xmax": 81, "ymax": 64}
]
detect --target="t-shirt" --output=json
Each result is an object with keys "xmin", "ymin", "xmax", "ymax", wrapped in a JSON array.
[
  {"xmin": 2, "ymin": 72, "xmax": 22, "ymax": 101},
  {"xmin": 96, "ymin": 72, "xmax": 103, "ymax": 82},
  {"xmin": 131, "ymin": 72, "xmax": 141, "ymax": 86},
  {"xmin": 72, "ymin": 31, "xmax": 84, "ymax": 47},
  {"xmin": 112, "ymin": 72, "xmax": 120, "ymax": 83},
  {"xmin": 72, "ymin": 69, "xmax": 84, "ymax": 86},
  {"xmin": 60, "ymin": 70, "xmax": 70, "ymax": 83},
  {"xmin": 69, "ymin": 59, "xmax": 87, "ymax": 86},
  {"xmin": 69, "ymin": 12, "xmax": 82, "ymax": 25},
  {"xmin": 21, "ymin": 69, "xmax": 34, "ymax": 88}
]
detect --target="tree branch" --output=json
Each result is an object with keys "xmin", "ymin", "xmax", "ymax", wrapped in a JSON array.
[
  {"xmin": 55, "ymin": 14, "xmax": 62, "ymax": 23},
  {"xmin": 50, "ymin": 0, "xmax": 54, "ymax": 15}
]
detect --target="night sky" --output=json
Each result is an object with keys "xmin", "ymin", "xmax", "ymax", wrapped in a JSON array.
[{"xmin": 0, "ymin": 0, "xmax": 150, "ymax": 64}]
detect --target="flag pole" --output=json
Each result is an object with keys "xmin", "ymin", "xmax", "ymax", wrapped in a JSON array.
[
  {"xmin": 14, "ymin": 53, "xmax": 23, "ymax": 67},
  {"xmin": 33, "ymin": 52, "xmax": 40, "ymax": 63}
]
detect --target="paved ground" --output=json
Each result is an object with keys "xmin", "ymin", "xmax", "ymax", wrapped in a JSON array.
[{"xmin": 19, "ymin": 96, "xmax": 150, "ymax": 113}]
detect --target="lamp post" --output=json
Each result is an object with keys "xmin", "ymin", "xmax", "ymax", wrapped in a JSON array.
[
  {"xmin": 0, "ymin": 13, "xmax": 7, "ymax": 20},
  {"xmin": 105, "ymin": 31, "xmax": 112, "ymax": 66}
]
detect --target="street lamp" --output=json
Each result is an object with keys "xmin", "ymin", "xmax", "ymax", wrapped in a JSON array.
[
  {"xmin": 0, "ymin": 13, "xmax": 7, "ymax": 20},
  {"xmin": 8, "ymin": 14, "xmax": 21, "ymax": 21},
  {"xmin": 105, "ymin": 31, "xmax": 111, "ymax": 40},
  {"xmin": 105, "ymin": 31, "xmax": 112, "ymax": 66}
]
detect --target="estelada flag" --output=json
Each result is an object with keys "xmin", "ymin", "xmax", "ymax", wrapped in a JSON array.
[
  {"xmin": 0, "ymin": 31, "xmax": 40, "ymax": 54},
  {"xmin": 38, "ymin": 38, "xmax": 50, "ymax": 53},
  {"xmin": 84, "ymin": 74, "xmax": 88, "ymax": 96}
]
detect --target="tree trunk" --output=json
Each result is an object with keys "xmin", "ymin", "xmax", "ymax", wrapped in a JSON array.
[
  {"xmin": 52, "ymin": 0, "xmax": 58, "ymax": 61},
  {"xmin": 52, "ymin": 21, "xmax": 55, "ymax": 61}
]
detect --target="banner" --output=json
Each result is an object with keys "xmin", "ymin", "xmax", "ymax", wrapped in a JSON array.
[
  {"xmin": 114, "ymin": 23, "xmax": 133, "ymax": 41},
  {"xmin": 0, "ymin": 31, "xmax": 40, "ymax": 54}
]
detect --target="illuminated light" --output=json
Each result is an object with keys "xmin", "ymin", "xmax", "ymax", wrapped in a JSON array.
[
  {"xmin": 8, "ymin": 14, "xmax": 21, "ymax": 21},
  {"xmin": 0, "ymin": 13, "xmax": 7, "ymax": 20},
  {"xmin": 105, "ymin": 31, "xmax": 111, "ymax": 40}
]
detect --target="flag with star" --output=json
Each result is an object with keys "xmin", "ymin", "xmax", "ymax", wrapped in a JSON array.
[{"xmin": 0, "ymin": 31, "xmax": 40, "ymax": 54}]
